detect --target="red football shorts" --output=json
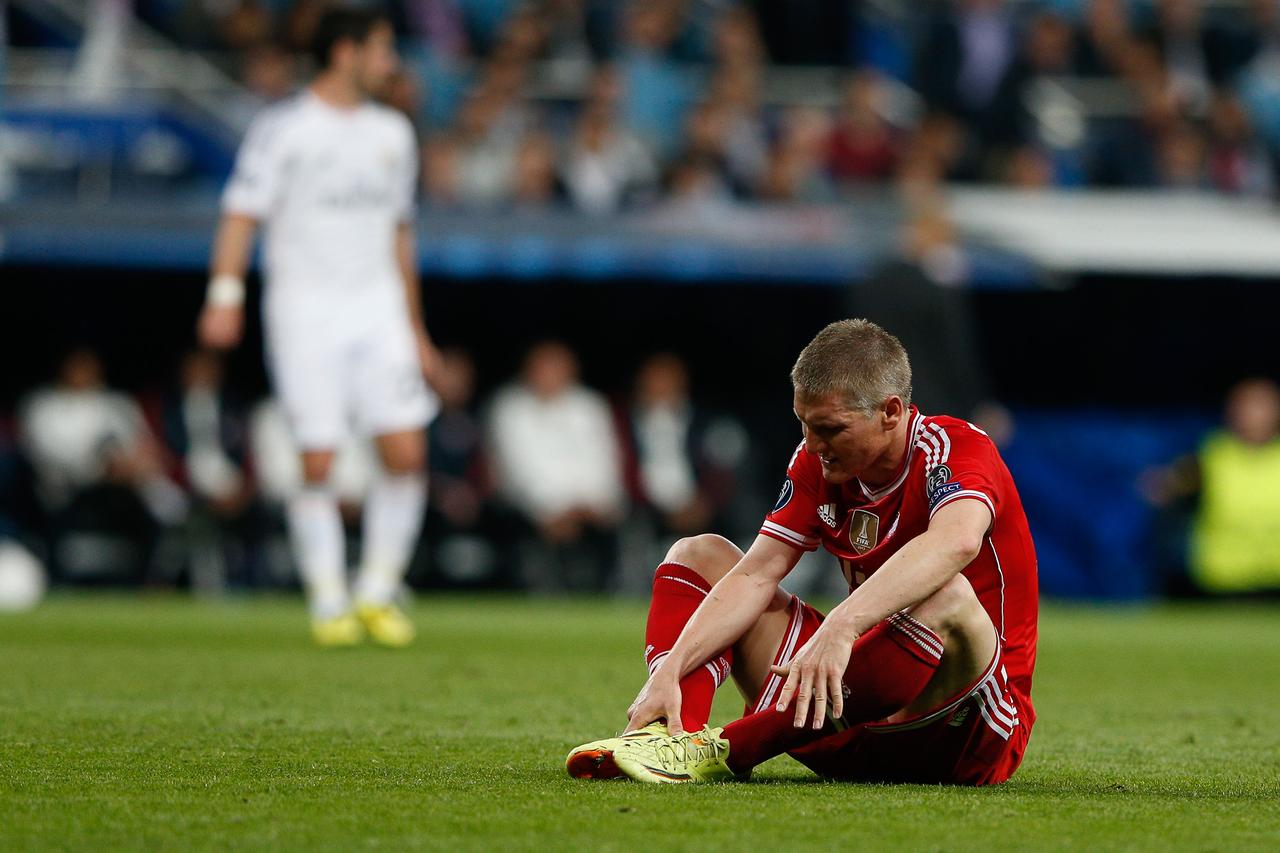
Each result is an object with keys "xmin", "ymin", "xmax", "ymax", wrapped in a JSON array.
[{"xmin": 748, "ymin": 595, "xmax": 1033, "ymax": 786}]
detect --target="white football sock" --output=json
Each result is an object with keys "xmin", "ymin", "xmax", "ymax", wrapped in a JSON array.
[
  {"xmin": 355, "ymin": 472, "xmax": 427, "ymax": 606},
  {"xmin": 285, "ymin": 485, "xmax": 348, "ymax": 620}
]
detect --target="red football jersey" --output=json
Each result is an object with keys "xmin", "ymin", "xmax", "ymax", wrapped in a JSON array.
[{"xmin": 760, "ymin": 407, "xmax": 1039, "ymax": 708}]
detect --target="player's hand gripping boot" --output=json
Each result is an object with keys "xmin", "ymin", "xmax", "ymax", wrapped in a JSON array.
[
  {"xmin": 565, "ymin": 722, "xmax": 670, "ymax": 780},
  {"xmin": 611, "ymin": 725, "xmax": 740, "ymax": 784}
]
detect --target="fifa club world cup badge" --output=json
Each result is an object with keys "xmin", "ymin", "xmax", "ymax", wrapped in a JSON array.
[{"xmin": 850, "ymin": 509, "xmax": 879, "ymax": 554}]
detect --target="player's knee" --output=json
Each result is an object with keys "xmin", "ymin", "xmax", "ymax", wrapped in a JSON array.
[
  {"xmin": 914, "ymin": 574, "xmax": 986, "ymax": 641},
  {"xmin": 663, "ymin": 534, "xmax": 743, "ymax": 585},
  {"xmin": 381, "ymin": 444, "xmax": 425, "ymax": 476},
  {"xmin": 300, "ymin": 451, "xmax": 335, "ymax": 486},
  {"xmin": 376, "ymin": 432, "xmax": 426, "ymax": 476}
]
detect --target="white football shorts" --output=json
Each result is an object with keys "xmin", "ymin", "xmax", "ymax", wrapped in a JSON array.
[{"xmin": 263, "ymin": 289, "xmax": 439, "ymax": 450}]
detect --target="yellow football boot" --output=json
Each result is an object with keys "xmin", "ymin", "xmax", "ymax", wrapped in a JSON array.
[
  {"xmin": 311, "ymin": 612, "xmax": 363, "ymax": 648},
  {"xmin": 356, "ymin": 603, "xmax": 416, "ymax": 648},
  {"xmin": 611, "ymin": 725, "xmax": 740, "ymax": 784},
  {"xmin": 565, "ymin": 722, "xmax": 670, "ymax": 780}
]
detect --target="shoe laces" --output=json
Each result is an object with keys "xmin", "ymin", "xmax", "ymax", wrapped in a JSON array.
[{"xmin": 653, "ymin": 729, "xmax": 725, "ymax": 771}]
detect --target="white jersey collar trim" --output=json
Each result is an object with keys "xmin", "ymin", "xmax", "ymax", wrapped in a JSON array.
[{"xmin": 858, "ymin": 409, "xmax": 924, "ymax": 502}]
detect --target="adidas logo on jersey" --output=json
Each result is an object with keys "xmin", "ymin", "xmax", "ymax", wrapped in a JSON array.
[{"xmin": 817, "ymin": 503, "xmax": 840, "ymax": 529}]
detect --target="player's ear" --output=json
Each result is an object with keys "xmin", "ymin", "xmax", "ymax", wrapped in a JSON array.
[{"xmin": 882, "ymin": 396, "xmax": 904, "ymax": 428}]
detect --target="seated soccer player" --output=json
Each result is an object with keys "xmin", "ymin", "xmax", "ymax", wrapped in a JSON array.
[{"xmin": 566, "ymin": 319, "xmax": 1038, "ymax": 785}]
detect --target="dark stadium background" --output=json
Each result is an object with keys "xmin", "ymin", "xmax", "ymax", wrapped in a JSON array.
[{"xmin": 3, "ymin": 0, "xmax": 1280, "ymax": 603}]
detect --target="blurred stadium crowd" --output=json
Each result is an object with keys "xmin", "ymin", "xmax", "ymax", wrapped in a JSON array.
[
  {"xmin": 2, "ymin": 339, "xmax": 1279, "ymax": 600},
  {"xmin": 48, "ymin": 0, "xmax": 1280, "ymax": 204},
  {"xmin": 4, "ymin": 0, "xmax": 1280, "ymax": 604},
  {"xmin": 0, "ymin": 341, "xmax": 765, "ymax": 596}
]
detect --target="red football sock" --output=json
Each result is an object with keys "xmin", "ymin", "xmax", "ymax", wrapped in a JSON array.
[
  {"xmin": 722, "ymin": 612, "xmax": 944, "ymax": 772},
  {"xmin": 643, "ymin": 562, "xmax": 733, "ymax": 732}
]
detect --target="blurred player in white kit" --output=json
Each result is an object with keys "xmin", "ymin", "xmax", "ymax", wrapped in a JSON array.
[{"xmin": 197, "ymin": 9, "xmax": 439, "ymax": 647}]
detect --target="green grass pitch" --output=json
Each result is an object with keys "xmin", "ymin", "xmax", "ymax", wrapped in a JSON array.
[{"xmin": 1, "ymin": 595, "xmax": 1278, "ymax": 851}]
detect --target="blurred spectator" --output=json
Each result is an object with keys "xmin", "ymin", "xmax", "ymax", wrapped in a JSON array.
[
  {"xmin": 619, "ymin": 352, "xmax": 753, "ymax": 541},
  {"xmin": 618, "ymin": 1, "xmax": 694, "ymax": 156},
  {"xmin": 380, "ymin": 68, "xmax": 426, "ymax": 125},
  {"xmin": 896, "ymin": 113, "xmax": 968, "ymax": 194},
  {"xmin": 1206, "ymin": 91, "xmax": 1274, "ymax": 196},
  {"xmin": 422, "ymin": 133, "xmax": 460, "ymax": 207},
  {"xmin": 984, "ymin": 10, "xmax": 1086, "ymax": 170},
  {"xmin": 1144, "ymin": 0, "xmax": 1246, "ymax": 115},
  {"xmin": 428, "ymin": 349, "xmax": 488, "ymax": 533},
  {"xmin": 826, "ymin": 70, "xmax": 902, "ymax": 185},
  {"xmin": 918, "ymin": 0, "xmax": 1018, "ymax": 142},
  {"xmin": 624, "ymin": 353, "xmax": 709, "ymax": 535},
  {"xmin": 1003, "ymin": 145, "xmax": 1057, "ymax": 189},
  {"xmin": 18, "ymin": 349, "xmax": 186, "ymax": 581},
  {"xmin": 401, "ymin": 0, "xmax": 471, "ymax": 61},
  {"xmin": 561, "ymin": 68, "xmax": 656, "ymax": 213},
  {"xmin": 162, "ymin": 351, "xmax": 258, "ymax": 592},
  {"xmin": 447, "ymin": 89, "xmax": 518, "ymax": 207},
  {"xmin": 706, "ymin": 65, "xmax": 769, "ymax": 193},
  {"xmin": 229, "ymin": 43, "xmax": 299, "ymax": 127},
  {"xmin": 241, "ymin": 42, "xmax": 298, "ymax": 102},
  {"xmin": 513, "ymin": 131, "xmax": 562, "ymax": 208},
  {"xmin": 422, "ymin": 349, "xmax": 515, "ymax": 587},
  {"xmin": 165, "ymin": 351, "xmax": 249, "ymax": 513},
  {"xmin": 761, "ymin": 106, "xmax": 835, "ymax": 201},
  {"xmin": 664, "ymin": 150, "xmax": 735, "ymax": 211},
  {"xmin": 852, "ymin": 204, "xmax": 998, "ymax": 427},
  {"xmin": 1147, "ymin": 378, "xmax": 1280, "ymax": 596},
  {"xmin": 1156, "ymin": 119, "xmax": 1209, "ymax": 189},
  {"xmin": 488, "ymin": 341, "xmax": 625, "ymax": 590},
  {"xmin": 36, "ymin": 0, "xmax": 1280, "ymax": 205},
  {"xmin": 72, "ymin": 0, "xmax": 132, "ymax": 103},
  {"xmin": 1077, "ymin": 0, "xmax": 1136, "ymax": 77},
  {"xmin": 220, "ymin": 0, "xmax": 273, "ymax": 51}
]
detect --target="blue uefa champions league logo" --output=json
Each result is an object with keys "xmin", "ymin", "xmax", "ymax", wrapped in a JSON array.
[{"xmin": 774, "ymin": 478, "xmax": 794, "ymax": 513}]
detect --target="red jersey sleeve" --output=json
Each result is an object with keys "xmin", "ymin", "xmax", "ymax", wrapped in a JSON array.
[
  {"xmin": 760, "ymin": 442, "xmax": 823, "ymax": 551},
  {"xmin": 920, "ymin": 419, "xmax": 1000, "ymax": 524}
]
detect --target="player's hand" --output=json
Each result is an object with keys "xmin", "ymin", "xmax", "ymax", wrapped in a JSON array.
[
  {"xmin": 197, "ymin": 303, "xmax": 244, "ymax": 350},
  {"xmin": 770, "ymin": 623, "xmax": 857, "ymax": 730},
  {"xmin": 626, "ymin": 670, "xmax": 684, "ymax": 735}
]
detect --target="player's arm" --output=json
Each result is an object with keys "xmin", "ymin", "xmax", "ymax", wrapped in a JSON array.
[
  {"xmin": 197, "ymin": 213, "xmax": 258, "ymax": 350},
  {"xmin": 773, "ymin": 499, "xmax": 991, "ymax": 729},
  {"xmin": 625, "ymin": 534, "xmax": 801, "ymax": 734},
  {"xmin": 395, "ymin": 223, "xmax": 441, "ymax": 383}
]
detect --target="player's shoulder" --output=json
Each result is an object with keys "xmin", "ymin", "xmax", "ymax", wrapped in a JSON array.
[
  {"xmin": 785, "ymin": 440, "xmax": 823, "ymax": 478},
  {"xmin": 917, "ymin": 412, "xmax": 996, "ymax": 466},
  {"xmin": 243, "ymin": 94, "xmax": 312, "ymax": 144},
  {"xmin": 363, "ymin": 102, "xmax": 416, "ymax": 140}
]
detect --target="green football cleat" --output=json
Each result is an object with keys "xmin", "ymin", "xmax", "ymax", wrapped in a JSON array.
[
  {"xmin": 611, "ymin": 725, "xmax": 740, "ymax": 784},
  {"xmin": 565, "ymin": 722, "xmax": 669, "ymax": 780}
]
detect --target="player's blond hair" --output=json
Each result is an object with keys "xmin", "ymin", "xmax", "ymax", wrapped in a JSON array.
[{"xmin": 790, "ymin": 319, "xmax": 912, "ymax": 413}]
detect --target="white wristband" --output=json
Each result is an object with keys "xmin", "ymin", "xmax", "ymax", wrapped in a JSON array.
[{"xmin": 206, "ymin": 274, "xmax": 246, "ymax": 307}]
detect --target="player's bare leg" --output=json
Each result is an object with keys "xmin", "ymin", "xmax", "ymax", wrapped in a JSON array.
[
  {"xmin": 287, "ymin": 449, "xmax": 359, "ymax": 646},
  {"xmin": 354, "ymin": 428, "xmax": 427, "ymax": 647},
  {"xmin": 889, "ymin": 573, "xmax": 996, "ymax": 720}
]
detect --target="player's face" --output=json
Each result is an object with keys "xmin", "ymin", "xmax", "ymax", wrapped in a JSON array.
[
  {"xmin": 793, "ymin": 391, "xmax": 897, "ymax": 485},
  {"xmin": 353, "ymin": 22, "xmax": 399, "ymax": 96}
]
